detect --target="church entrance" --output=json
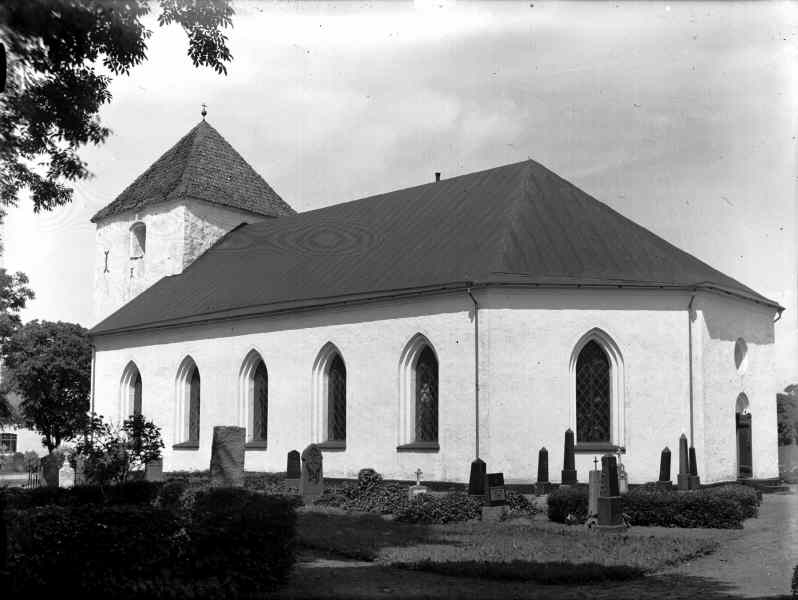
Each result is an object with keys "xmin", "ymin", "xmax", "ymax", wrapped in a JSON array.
[{"xmin": 735, "ymin": 393, "xmax": 752, "ymax": 479}]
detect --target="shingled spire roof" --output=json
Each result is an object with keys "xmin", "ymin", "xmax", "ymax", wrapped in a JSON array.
[
  {"xmin": 91, "ymin": 120, "xmax": 295, "ymax": 222},
  {"xmin": 91, "ymin": 159, "xmax": 780, "ymax": 335}
]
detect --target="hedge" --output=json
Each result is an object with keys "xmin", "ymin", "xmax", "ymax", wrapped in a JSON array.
[
  {"xmin": 547, "ymin": 484, "xmax": 759, "ymax": 529},
  {"xmin": 0, "ymin": 480, "xmax": 162, "ymax": 510},
  {"xmin": 2, "ymin": 487, "xmax": 297, "ymax": 598}
]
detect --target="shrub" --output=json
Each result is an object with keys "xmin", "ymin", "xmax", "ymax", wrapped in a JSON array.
[
  {"xmin": 0, "ymin": 481, "xmax": 161, "ymax": 510},
  {"xmin": 394, "ymin": 492, "xmax": 483, "ymax": 524},
  {"xmin": 505, "ymin": 489, "xmax": 537, "ymax": 516},
  {"xmin": 547, "ymin": 485, "xmax": 589, "ymax": 523},
  {"xmin": 704, "ymin": 484, "xmax": 760, "ymax": 519},
  {"xmin": 547, "ymin": 485, "xmax": 750, "ymax": 528},
  {"xmin": 185, "ymin": 487, "xmax": 297, "ymax": 594}
]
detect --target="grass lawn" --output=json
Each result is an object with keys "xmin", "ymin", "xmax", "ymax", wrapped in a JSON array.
[{"xmin": 296, "ymin": 507, "xmax": 723, "ymax": 584}]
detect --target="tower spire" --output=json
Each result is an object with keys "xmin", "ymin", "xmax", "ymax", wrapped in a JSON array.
[{"xmin": 201, "ymin": 103, "xmax": 207, "ymax": 120}]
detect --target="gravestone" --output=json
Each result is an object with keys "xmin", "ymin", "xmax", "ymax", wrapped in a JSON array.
[
  {"xmin": 481, "ymin": 472, "xmax": 507, "ymax": 522},
  {"xmin": 210, "ymin": 426, "xmax": 245, "ymax": 487},
  {"xmin": 561, "ymin": 429, "xmax": 577, "ymax": 485},
  {"xmin": 300, "ymin": 444, "xmax": 324, "ymax": 502},
  {"xmin": 617, "ymin": 462, "xmax": 629, "ymax": 495},
  {"xmin": 58, "ymin": 459, "xmax": 75, "ymax": 488},
  {"xmin": 73, "ymin": 455, "xmax": 86, "ymax": 486},
  {"xmin": 597, "ymin": 454, "xmax": 624, "ymax": 531},
  {"xmin": 588, "ymin": 457, "xmax": 601, "ymax": 517},
  {"xmin": 285, "ymin": 450, "xmax": 301, "ymax": 490},
  {"xmin": 658, "ymin": 446, "xmax": 672, "ymax": 487},
  {"xmin": 408, "ymin": 468, "xmax": 429, "ymax": 499},
  {"xmin": 145, "ymin": 458, "xmax": 164, "ymax": 482},
  {"xmin": 677, "ymin": 433, "xmax": 690, "ymax": 491},
  {"xmin": 40, "ymin": 453, "xmax": 62, "ymax": 488},
  {"xmin": 535, "ymin": 447, "xmax": 549, "ymax": 495},
  {"xmin": 468, "ymin": 458, "xmax": 486, "ymax": 495},
  {"xmin": 688, "ymin": 446, "xmax": 701, "ymax": 489}
]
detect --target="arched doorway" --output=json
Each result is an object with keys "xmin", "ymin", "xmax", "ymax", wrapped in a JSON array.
[{"xmin": 735, "ymin": 393, "xmax": 752, "ymax": 479}]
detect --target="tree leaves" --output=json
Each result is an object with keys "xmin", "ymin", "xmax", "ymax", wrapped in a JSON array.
[{"xmin": 0, "ymin": 0, "xmax": 233, "ymax": 211}]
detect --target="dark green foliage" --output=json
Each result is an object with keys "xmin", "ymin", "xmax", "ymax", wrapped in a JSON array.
[
  {"xmin": 394, "ymin": 492, "xmax": 484, "ymax": 524},
  {"xmin": 0, "ymin": 480, "xmax": 162, "ymax": 509},
  {"xmin": 546, "ymin": 485, "xmax": 590, "ymax": 523},
  {"xmin": 778, "ymin": 386, "xmax": 798, "ymax": 446},
  {"xmin": 4, "ymin": 486, "xmax": 297, "ymax": 598},
  {"xmin": 547, "ymin": 484, "xmax": 758, "ymax": 529},
  {"xmin": 400, "ymin": 559, "xmax": 645, "ymax": 584},
  {"xmin": 1, "ymin": 0, "xmax": 234, "ymax": 212},
  {"xmin": 1, "ymin": 320, "xmax": 91, "ymax": 451},
  {"xmin": 184, "ymin": 487, "xmax": 297, "ymax": 595},
  {"xmin": 504, "ymin": 489, "xmax": 537, "ymax": 516}
]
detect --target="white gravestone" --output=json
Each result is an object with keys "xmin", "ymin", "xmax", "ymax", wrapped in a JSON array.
[
  {"xmin": 408, "ymin": 468, "xmax": 429, "ymax": 499},
  {"xmin": 58, "ymin": 459, "xmax": 75, "ymax": 488}
]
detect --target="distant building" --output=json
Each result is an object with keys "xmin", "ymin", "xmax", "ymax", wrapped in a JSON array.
[{"xmin": 89, "ymin": 119, "xmax": 782, "ymax": 484}]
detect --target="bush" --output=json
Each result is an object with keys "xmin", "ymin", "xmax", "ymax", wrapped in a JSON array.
[
  {"xmin": 394, "ymin": 492, "xmax": 483, "ymax": 524},
  {"xmin": 185, "ymin": 487, "xmax": 297, "ymax": 595},
  {"xmin": 547, "ymin": 485, "xmax": 589, "ymax": 524},
  {"xmin": 0, "ymin": 481, "xmax": 162, "ymax": 510},
  {"xmin": 505, "ymin": 489, "xmax": 537, "ymax": 516},
  {"xmin": 4, "ymin": 487, "xmax": 297, "ymax": 598},
  {"xmin": 704, "ymin": 484, "xmax": 760, "ymax": 519},
  {"xmin": 547, "ymin": 485, "xmax": 751, "ymax": 529}
]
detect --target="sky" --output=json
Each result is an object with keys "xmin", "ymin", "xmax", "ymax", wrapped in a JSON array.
[{"xmin": 4, "ymin": 0, "xmax": 797, "ymax": 386}]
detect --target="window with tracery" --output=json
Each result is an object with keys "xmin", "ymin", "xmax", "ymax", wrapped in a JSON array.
[
  {"xmin": 327, "ymin": 354, "xmax": 346, "ymax": 441},
  {"xmin": 575, "ymin": 340, "xmax": 610, "ymax": 443},
  {"xmin": 415, "ymin": 346, "xmax": 438, "ymax": 442}
]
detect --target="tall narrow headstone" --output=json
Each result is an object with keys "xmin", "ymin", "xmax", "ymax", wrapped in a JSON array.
[
  {"xmin": 688, "ymin": 446, "xmax": 701, "ymax": 489},
  {"xmin": 677, "ymin": 433, "xmax": 690, "ymax": 491},
  {"xmin": 145, "ymin": 458, "xmax": 164, "ymax": 482},
  {"xmin": 468, "ymin": 458, "xmax": 486, "ymax": 495},
  {"xmin": 588, "ymin": 463, "xmax": 601, "ymax": 517},
  {"xmin": 561, "ymin": 429, "xmax": 577, "ymax": 485},
  {"xmin": 300, "ymin": 444, "xmax": 324, "ymax": 502},
  {"xmin": 286, "ymin": 450, "xmax": 301, "ymax": 478},
  {"xmin": 535, "ymin": 447, "xmax": 549, "ymax": 495},
  {"xmin": 597, "ymin": 454, "xmax": 624, "ymax": 530},
  {"xmin": 658, "ymin": 446, "xmax": 672, "ymax": 486},
  {"xmin": 210, "ymin": 426, "xmax": 245, "ymax": 487}
]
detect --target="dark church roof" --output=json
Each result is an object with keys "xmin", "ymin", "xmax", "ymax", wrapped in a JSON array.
[
  {"xmin": 91, "ymin": 159, "xmax": 780, "ymax": 335},
  {"xmin": 91, "ymin": 121, "xmax": 295, "ymax": 222}
]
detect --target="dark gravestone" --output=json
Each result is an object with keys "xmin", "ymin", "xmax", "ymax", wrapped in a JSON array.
[
  {"xmin": 597, "ymin": 454, "xmax": 623, "ymax": 529},
  {"xmin": 561, "ymin": 429, "xmax": 577, "ymax": 485},
  {"xmin": 286, "ymin": 450, "xmax": 301, "ymax": 479},
  {"xmin": 210, "ymin": 426, "xmax": 245, "ymax": 487},
  {"xmin": 677, "ymin": 433, "xmax": 690, "ymax": 491},
  {"xmin": 486, "ymin": 473, "xmax": 507, "ymax": 506},
  {"xmin": 74, "ymin": 455, "xmax": 86, "ymax": 486},
  {"xmin": 145, "ymin": 458, "xmax": 164, "ymax": 482},
  {"xmin": 300, "ymin": 444, "xmax": 324, "ymax": 502},
  {"xmin": 658, "ymin": 446, "xmax": 672, "ymax": 485},
  {"xmin": 688, "ymin": 446, "xmax": 701, "ymax": 489},
  {"xmin": 468, "ymin": 458, "xmax": 486, "ymax": 495},
  {"xmin": 536, "ymin": 447, "xmax": 550, "ymax": 495},
  {"xmin": 41, "ymin": 453, "xmax": 63, "ymax": 488}
]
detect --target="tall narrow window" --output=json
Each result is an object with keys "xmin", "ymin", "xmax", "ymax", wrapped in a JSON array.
[
  {"xmin": 414, "ymin": 346, "xmax": 438, "ymax": 442},
  {"xmin": 327, "ymin": 354, "xmax": 346, "ymax": 442},
  {"xmin": 189, "ymin": 368, "xmax": 201, "ymax": 443},
  {"xmin": 120, "ymin": 361, "xmax": 142, "ymax": 420},
  {"xmin": 175, "ymin": 357, "xmax": 200, "ymax": 448},
  {"xmin": 575, "ymin": 340, "xmax": 610, "ymax": 443},
  {"xmin": 252, "ymin": 361, "xmax": 268, "ymax": 442}
]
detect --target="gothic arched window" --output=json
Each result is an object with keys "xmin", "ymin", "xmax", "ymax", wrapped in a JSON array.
[
  {"xmin": 175, "ymin": 357, "xmax": 200, "ymax": 448},
  {"xmin": 575, "ymin": 340, "xmax": 611, "ymax": 443},
  {"xmin": 414, "ymin": 346, "xmax": 438, "ymax": 443},
  {"xmin": 327, "ymin": 354, "xmax": 346, "ymax": 442},
  {"xmin": 252, "ymin": 361, "xmax": 268, "ymax": 442},
  {"xmin": 120, "ymin": 361, "xmax": 142, "ymax": 420}
]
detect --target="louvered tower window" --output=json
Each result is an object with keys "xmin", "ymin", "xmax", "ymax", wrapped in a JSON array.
[
  {"xmin": 575, "ymin": 340, "xmax": 611, "ymax": 443},
  {"xmin": 415, "ymin": 346, "xmax": 438, "ymax": 442}
]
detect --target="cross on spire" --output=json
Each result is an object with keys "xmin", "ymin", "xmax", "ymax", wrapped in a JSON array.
[{"xmin": 201, "ymin": 103, "xmax": 207, "ymax": 119}]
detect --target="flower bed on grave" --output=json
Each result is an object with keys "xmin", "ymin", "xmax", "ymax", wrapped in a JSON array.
[
  {"xmin": 0, "ymin": 483, "xmax": 297, "ymax": 598},
  {"xmin": 547, "ymin": 483, "xmax": 761, "ymax": 528}
]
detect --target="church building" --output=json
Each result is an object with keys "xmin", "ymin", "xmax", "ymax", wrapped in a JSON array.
[{"xmin": 89, "ymin": 119, "xmax": 782, "ymax": 484}]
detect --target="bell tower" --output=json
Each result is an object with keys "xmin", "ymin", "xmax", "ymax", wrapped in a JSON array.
[{"xmin": 92, "ymin": 116, "xmax": 294, "ymax": 325}]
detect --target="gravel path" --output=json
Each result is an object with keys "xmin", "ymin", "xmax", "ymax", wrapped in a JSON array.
[{"xmin": 277, "ymin": 490, "xmax": 796, "ymax": 599}]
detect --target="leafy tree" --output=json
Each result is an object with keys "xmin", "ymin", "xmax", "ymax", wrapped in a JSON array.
[
  {"xmin": 0, "ymin": 0, "xmax": 234, "ymax": 213},
  {"xmin": 777, "ymin": 385, "xmax": 798, "ymax": 446},
  {"xmin": 74, "ymin": 412, "xmax": 164, "ymax": 486},
  {"xmin": 1, "ymin": 320, "xmax": 91, "ymax": 452},
  {"xmin": 0, "ymin": 267, "xmax": 34, "ymax": 423}
]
